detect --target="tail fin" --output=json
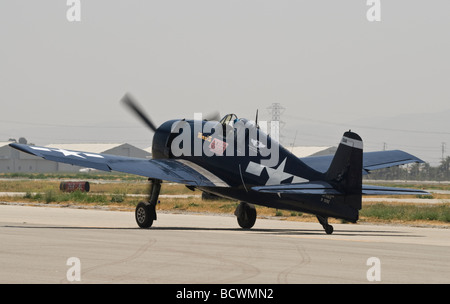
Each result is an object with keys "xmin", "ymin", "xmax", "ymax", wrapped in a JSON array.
[{"xmin": 325, "ymin": 131, "xmax": 363, "ymax": 210}]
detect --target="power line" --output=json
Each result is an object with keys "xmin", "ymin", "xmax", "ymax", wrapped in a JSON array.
[
  {"xmin": 0, "ymin": 120, "xmax": 142, "ymax": 129},
  {"xmin": 283, "ymin": 114, "xmax": 450, "ymax": 135}
]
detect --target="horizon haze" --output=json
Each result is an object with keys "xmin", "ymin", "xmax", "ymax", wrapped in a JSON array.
[{"xmin": 1, "ymin": 1, "xmax": 449, "ymax": 166}]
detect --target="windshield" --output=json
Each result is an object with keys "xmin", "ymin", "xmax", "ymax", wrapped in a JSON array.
[{"xmin": 219, "ymin": 114, "xmax": 238, "ymax": 127}]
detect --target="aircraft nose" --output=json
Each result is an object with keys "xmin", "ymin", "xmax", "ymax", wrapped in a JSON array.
[{"xmin": 151, "ymin": 120, "xmax": 180, "ymax": 159}]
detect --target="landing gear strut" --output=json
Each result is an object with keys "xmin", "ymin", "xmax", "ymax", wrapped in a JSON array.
[
  {"xmin": 317, "ymin": 215, "xmax": 334, "ymax": 235},
  {"xmin": 235, "ymin": 202, "xmax": 257, "ymax": 229},
  {"xmin": 135, "ymin": 179, "xmax": 161, "ymax": 228}
]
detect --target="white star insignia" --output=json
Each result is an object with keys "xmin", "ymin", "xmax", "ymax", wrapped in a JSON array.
[
  {"xmin": 245, "ymin": 157, "xmax": 306, "ymax": 186},
  {"xmin": 264, "ymin": 158, "xmax": 292, "ymax": 185},
  {"xmin": 53, "ymin": 148, "xmax": 86, "ymax": 159}
]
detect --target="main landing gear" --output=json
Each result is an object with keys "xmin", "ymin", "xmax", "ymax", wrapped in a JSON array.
[
  {"xmin": 233, "ymin": 202, "xmax": 335, "ymax": 234},
  {"xmin": 235, "ymin": 202, "xmax": 257, "ymax": 229},
  {"xmin": 317, "ymin": 215, "xmax": 334, "ymax": 235},
  {"xmin": 135, "ymin": 179, "xmax": 161, "ymax": 228},
  {"xmin": 134, "ymin": 182, "xmax": 334, "ymax": 235}
]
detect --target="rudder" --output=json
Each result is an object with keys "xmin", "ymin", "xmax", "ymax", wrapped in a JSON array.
[{"xmin": 325, "ymin": 131, "xmax": 363, "ymax": 210}]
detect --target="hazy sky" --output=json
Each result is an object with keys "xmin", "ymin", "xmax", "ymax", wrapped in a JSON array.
[{"xmin": 1, "ymin": 1, "xmax": 450, "ymax": 165}]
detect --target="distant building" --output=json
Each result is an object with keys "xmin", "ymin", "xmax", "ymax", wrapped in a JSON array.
[
  {"xmin": 0, "ymin": 142, "xmax": 151, "ymax": 173},
  {"xmin": 0, "ymin": 141, "xmax": 39, "ymax": 173},
  {"xmin": 290, "ymin": 146, "xmax": 337, "ymax": 158}
]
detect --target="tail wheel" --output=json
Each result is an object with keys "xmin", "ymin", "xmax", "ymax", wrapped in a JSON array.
[
  {"xmin": 325, "ymin": 225, "xmax": 334, "ymax": 235},
  {"xmin": 316, "ymin": 215, "xmax": 334, "ymax": 235},
  {"xmin": 235, "ymin": 202, "xmax": 257, "ymax": 229}
]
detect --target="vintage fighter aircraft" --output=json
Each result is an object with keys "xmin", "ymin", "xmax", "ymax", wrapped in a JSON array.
[{"xmin": 10, "ymin": 94, "xmax": 429, "ymax": 234}]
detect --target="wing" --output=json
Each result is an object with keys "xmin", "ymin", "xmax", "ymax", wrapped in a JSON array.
[
  {"xmin": 300, "ymin": 150, "xmax": 425, "ymax": 174},
  {"xmin": 9, "ymin": 143, "xmax": 229, "ymax": 187},
  {"xmin": 252, "ymin": 182, "xmax": 429, "ymax": 196}
]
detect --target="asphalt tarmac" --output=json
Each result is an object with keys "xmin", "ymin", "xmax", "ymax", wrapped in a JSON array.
[{"xmin": 0, "ymin": 204, "xmax": 449, "ymax": 284}]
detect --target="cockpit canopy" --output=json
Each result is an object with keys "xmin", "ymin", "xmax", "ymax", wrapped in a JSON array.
[
  {"xmin": 217, "ymin": 113, "xmax": 260, "ymax": 139},
  {"xmin": 219, "ymin": 113, "xmax": 238, "ymax": 127},
  {"xmin": 219, "ymin": 114, "xmax": 254, "ymax": 128}
]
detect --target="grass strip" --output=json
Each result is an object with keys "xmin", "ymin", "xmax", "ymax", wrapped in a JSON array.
[{"xmin": 360, "ymin": 203, "xmax": 450, "ymax": 222}]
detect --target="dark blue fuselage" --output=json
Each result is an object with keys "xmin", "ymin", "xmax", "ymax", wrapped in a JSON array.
[{"xmin": 151, "ymin": 118, "xmax": 358, "ymax": 222}]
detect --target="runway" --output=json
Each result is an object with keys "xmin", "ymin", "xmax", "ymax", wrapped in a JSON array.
[{"xmin": 0, "ymin": 204, "xmax": 449, "ymax": 284}]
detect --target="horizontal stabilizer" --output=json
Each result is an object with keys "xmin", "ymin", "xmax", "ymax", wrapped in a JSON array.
[
  {"xmin": 252, "ymin": 181, "xmax": 342, "ymax": 195},
  {"xmin": 301, "ymin": 150, "xmax": 425, "ymax": 174},
  {"xmin": 362, "ymin": 185, "xmax": 430, "ymax": 196},
  {"xmin": 253, "ymin": 182, "xmax": 430, "ymax": 196}
]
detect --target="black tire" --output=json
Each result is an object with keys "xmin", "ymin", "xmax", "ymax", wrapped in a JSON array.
[
  {"xmin": 325, "ymin": 225, "xmax": 334, "ymax": 235},
  {"xmin": 135, "ymin": 201, "xmax": 154, "ymax": 228},
  {"xmin": 236, "ymin": 202, "xmax": 257, "ymax": 229}
]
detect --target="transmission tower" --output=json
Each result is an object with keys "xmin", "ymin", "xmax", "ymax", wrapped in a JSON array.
[
  {"xmin": 267, "ymin": 102, "xmax": 285, "ymax": 144},
  {"xmin": 442, "ymin": 142, "xmax": 446, "ymax": 161}
]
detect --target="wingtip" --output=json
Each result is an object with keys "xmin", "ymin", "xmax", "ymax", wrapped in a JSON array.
[
  {"xmin": 9, "ymin": 142, "xmax": 23, "ymax": 150},
  {"xmin": 9, "ymin": 143, "xmax": 36, "ymax": 156}
]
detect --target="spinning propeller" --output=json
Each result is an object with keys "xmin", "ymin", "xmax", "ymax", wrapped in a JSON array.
[
  {"xmin": 121, "ymin": 92, "xmax": 221, "ymax": 133},
  {"xmin": 121, "ymin": 93, "xmax": 158, "ymax": 132}
]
